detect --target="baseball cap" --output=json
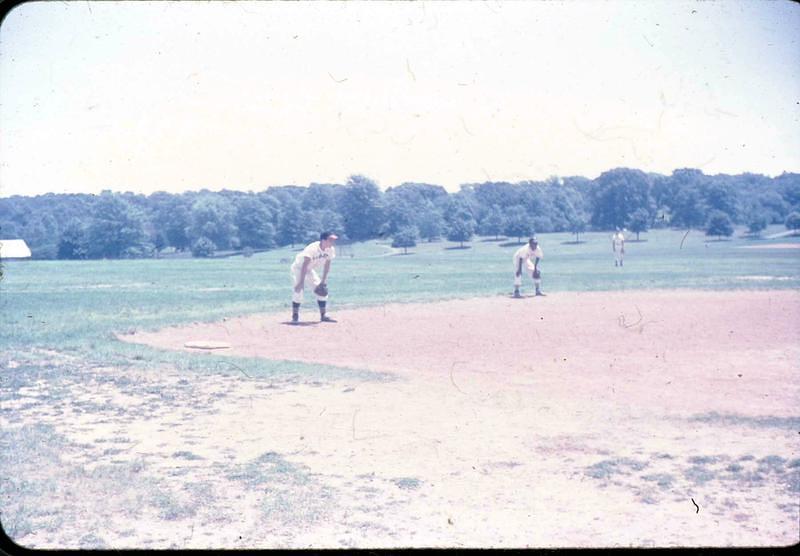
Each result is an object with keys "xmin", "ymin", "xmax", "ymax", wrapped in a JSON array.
[{"xmin": 320, "ymin": 231, "xmax": 339, "ymax": 241}]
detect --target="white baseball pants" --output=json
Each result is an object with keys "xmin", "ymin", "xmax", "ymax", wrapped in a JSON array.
[{"xmin": 291, "ymin": 267, "xmax": 328, "ymax": 304}]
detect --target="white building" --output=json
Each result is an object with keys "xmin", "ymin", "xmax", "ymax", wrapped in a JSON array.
[{"xmin": 0, "ymin": 239, "xmax": 32, "ymax": 259}]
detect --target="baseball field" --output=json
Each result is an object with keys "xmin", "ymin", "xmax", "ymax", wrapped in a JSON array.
[{"xmin": 2, "ymin": 228, "xmax": 799, "ymax": 548}]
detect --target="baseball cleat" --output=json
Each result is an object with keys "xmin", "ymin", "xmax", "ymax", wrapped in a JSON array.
[{"xmin": 320, "ymin": 316, "xmax": 337, "ymax": 323}]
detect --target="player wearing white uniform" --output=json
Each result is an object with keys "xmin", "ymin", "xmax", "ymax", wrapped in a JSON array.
[
  {"xmin": 513, "ymin": 237, "xmax": 544, "ymax": 298},
  {"xmin": 290, "ymin": 231, "xmax": 338, "ymax": 324},
  {"xmin": 612, "ymin": 229, "xmax": 625, "ymax": 267}
]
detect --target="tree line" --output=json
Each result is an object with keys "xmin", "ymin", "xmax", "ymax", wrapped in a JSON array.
[{"xmin": 1, "ymin": 169, "xmax": 799, "ymax": 259}]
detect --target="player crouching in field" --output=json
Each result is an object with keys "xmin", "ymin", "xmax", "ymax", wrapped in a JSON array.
[
  {"xmin": 513, "ymin": 236, "xmax": 545, "ymax": 298},
  {"xmin": 290, "ymin": 231, "xmax": 338, "ymax": 324}
]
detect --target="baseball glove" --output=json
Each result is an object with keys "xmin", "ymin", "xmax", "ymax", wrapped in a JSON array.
[
  {"xmin": 532, "ymin": 269, "xmax": 541, "ymax": 279},
  {"xmin": 314, "ymin": 283, "xmax": 328, "ymax": 297}
]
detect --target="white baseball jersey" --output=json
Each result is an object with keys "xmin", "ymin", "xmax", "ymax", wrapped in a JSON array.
[
  {"xmin": 292, "ymin": 241, "xmax": 336, "ymax": 272},
  {"xmin": 513, "ymin": 244, "xmax": 543, "ymax": 270},
  {"xmin": 612, "ymin": 232, "xmax": 625, "ymax": 250}
]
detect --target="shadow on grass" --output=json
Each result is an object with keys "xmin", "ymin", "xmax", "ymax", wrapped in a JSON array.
[
  {"xmin": 498, "ymin": 241, "xmax": 525, "ymax": 247},
  {"xmin": 443, "ymin": 246, "xmax": 472, "ymax": 250}
]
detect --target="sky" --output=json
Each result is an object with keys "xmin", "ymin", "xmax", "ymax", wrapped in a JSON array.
[{"xmin": 0, "ymin": 0, "xmax": 798, "ymax": 197}]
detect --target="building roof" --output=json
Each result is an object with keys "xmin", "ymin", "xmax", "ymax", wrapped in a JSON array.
[{"xmin": 0, "ymin": 239, "xmax": 32, "ymax": 258}]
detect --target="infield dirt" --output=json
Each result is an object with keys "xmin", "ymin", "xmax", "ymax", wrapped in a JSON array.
[{"xmin": 109, "ymin": 289, "xmax": 800, "ymax": 547}]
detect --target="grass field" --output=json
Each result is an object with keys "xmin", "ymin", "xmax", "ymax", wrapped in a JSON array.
[{"xmin": 1, "ymin": 226, "xmax": 799, "ymax": 548}]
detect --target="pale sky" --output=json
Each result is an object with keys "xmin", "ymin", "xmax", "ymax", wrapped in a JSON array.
[{"xmin": 0, "ymin": 0, "xmax": 798, "ymax": 197}]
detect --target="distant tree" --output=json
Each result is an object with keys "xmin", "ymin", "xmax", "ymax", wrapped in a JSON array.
[
  {"xmin": 589, "ymin": 168, "xmax": 654, "ymax": 229},
  {"xmin": 150, "ymin": 193, "xmax": 191, "ymax": 251},
  {"xmin": 301, "ymin": 183, "xmax": 339, "ymax": 211},
  {"xmin": 85, "ymin": 194, "xmax": 149, "ymax": 258},
  {"xmin": 746, "ymin": 212, "xmax": 768, "ymax": 237},
  {"xmin": 382, "ymin": 197, "xmax": 416, "ymax": 236},
  {"xmin": 774, "ymin": 172, "xmax": 800, "ymax": 208},
  {"xmin": 446, "ymin": 210, "xmax": 476, "ymax": 248},
  {"xmin": 416, "ymin": 206, "xmax": 446, "ymax": 242},
  {"xmin": 703, "ymin": 181, "xmax": 739, "ymax": 221},
  {"xmin": 339, "ymin": 175, "xmax": 385, "ymax": 241},
  {"xmin": 531, "ymin": 215, "xmax": 554, "ymax": 234},
  {"xmin": 235, "ymin": 199, "xmax": 276, "ymax": 249},
  {"xmin": 705, "ymin": 210, "xmax": 734, "ymax": 240},
  {"xmin": 568, "ymin": 213, "xmax": 588, "ymax": 243},
  {"xmin": 504, "ymin": 206, "xmax": 533, "ymax": 243},
  {"xmin": 306, "ymin": 208, "xmax": 345, "ymax": 241},
  {"xmin": 277, "ymin": 199, "xmax": 312, "ymax": 247},
  {"xmin": 786, "ymin": 211, "xmax": 800, "ymax": 234},
  {"xmin": 473, "ymin": 181, "xmax": 519, "ymax": 210},
  {"xmin": 57, "ymin": 220, "xmax": 88, "ymax": 259},
  {"xmin": 480, "ymin": 205, "xmax": 506, "ymax": 240},
  {"xmin": 670, "ymin": 185, "xmax": 708, "ymax": 229},
  {"xmin": 187, "ymin": 195, "xmax": 238, "ymax": 251},
  {"xmin": 191, "ymin": 236, "xmax": 216, "ymax": 257},
  {"xmin": 392, "ymin": 226, "xmax": 420, "ymax": 254},
  {"xmin": 627, "ymin": 208, "xmax": 650, "ymax": 240}
]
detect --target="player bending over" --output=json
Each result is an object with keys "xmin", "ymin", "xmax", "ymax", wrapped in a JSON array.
[
  {"xmin": 513, "ymin": 236, "xmax": 545, "ymax": 298},
  {"xmin": 290, "ymin": 231, "xmax": 338, "ymax": 324}
]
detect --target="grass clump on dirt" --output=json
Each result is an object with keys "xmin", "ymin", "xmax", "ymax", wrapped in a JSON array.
[
  {"xmin": 688, "ymin": 412, "xmax": 800, "ymax": 430},
  {"xmin": 226, "ymin": 451, "xmax": 337, "ymax": 529},
  {"xmin": 584, "ymin": 457, "xmax": 649, "ymax": 480}
]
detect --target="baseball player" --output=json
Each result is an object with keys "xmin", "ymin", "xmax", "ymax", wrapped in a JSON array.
[
  {"xmin": 612, "ymin": 228, "xmax": 625, "ymax": 267},
  {"xmin": 290, "ymin": 231, "xmax": 338, "ymax": 324},
  {"xmin": 513, "ymin": 236, "xmax": 544, "ymax": 298}
]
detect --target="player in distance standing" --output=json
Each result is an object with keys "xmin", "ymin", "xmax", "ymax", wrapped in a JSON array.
[
  {"xmin": 513, "ymin": 236, "xmax": 544, "ymax": 298},
  {"xmin": 290, "ymin": 231, "xmax": 338, "ymax": 324},
  {"xmin": 612, "ymin": 228, "xmax": 625, "ymax": 267}
]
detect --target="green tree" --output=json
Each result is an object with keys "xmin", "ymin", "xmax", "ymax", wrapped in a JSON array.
[
  {"xmin": 339, "ymin": 175, "xmax": 385, "ymax": 241},
  {"xmin": 57, "ymin": 219, "xmax": 88, "ymax": 259},
  {"xmin": 504, "ymin": 206, "xmax": 533, "ymax": 243},
  {"xmin": 187, "ymin": 195, "xmax": 238, "ymax": 251},
  {"xmin": 392, "ymin": 225, "xmax": 420, "ymax": 254},
  {"xmin": 191, "ymin": 237, "xmax": 216, "ymax": 257},
  {"xmin": 235, "ymin": 199, "xmax": 276, "ymax": 249},
  {"xmin": 746, "ymin": 212, "xmax": 768, "ymax": 237},
  {"xmin": 85, "ymin": 194, "xmax": 149, "ymax": 258},
  {"xmin": 786, "ymin": 211, "xmax": 800, "ymax": 233},
  {"xmin": 446, "ymin": 210, "xmax": 476, "ymax": 248},
  {"xmin": 151, "ymin": 193, "xmax": 191, "ymax": 251},
  {"xmin": 277, "ymin": 199, "xmax": 312, "ymax": 247},
  {"xmin": 670, "ymin": 185, "xmax": 708, "ymax": 229},
  {"xmin": 705, "ymin": 210, "xmax": 734, "ymax": 240},
  {"xmin": 568, "ymin": 213, "xmax": 588, "ymax": 243},
  {"xmin": 627, "ymin": 208, "xmax": 650, "ymax": 240},
  {"xmin": 589, "ymin": 168, "xmax": 654, "ymax": 229},
  {"xmin": 417, "ymin": 206, "xmax": 446, "ymax": 242},
  {"xmin": 301, "ymin": 183, "xmax": 339, "ymax": 211},
  {"xmin": 382, "ymin": 197, "xmax": 416, "ymax": 236},
  {"xmin": 480, "ymin": 205, "xmax": 506, "ymax": 240},
  {"xmin": 703, "ymin": 181, "xmax": 739, "ymax": 221}
]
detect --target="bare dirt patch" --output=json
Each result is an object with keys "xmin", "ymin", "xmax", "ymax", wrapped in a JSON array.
[{"xmin": 5, "ymin": 290, "xmax": 799, "ymax": 548}]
